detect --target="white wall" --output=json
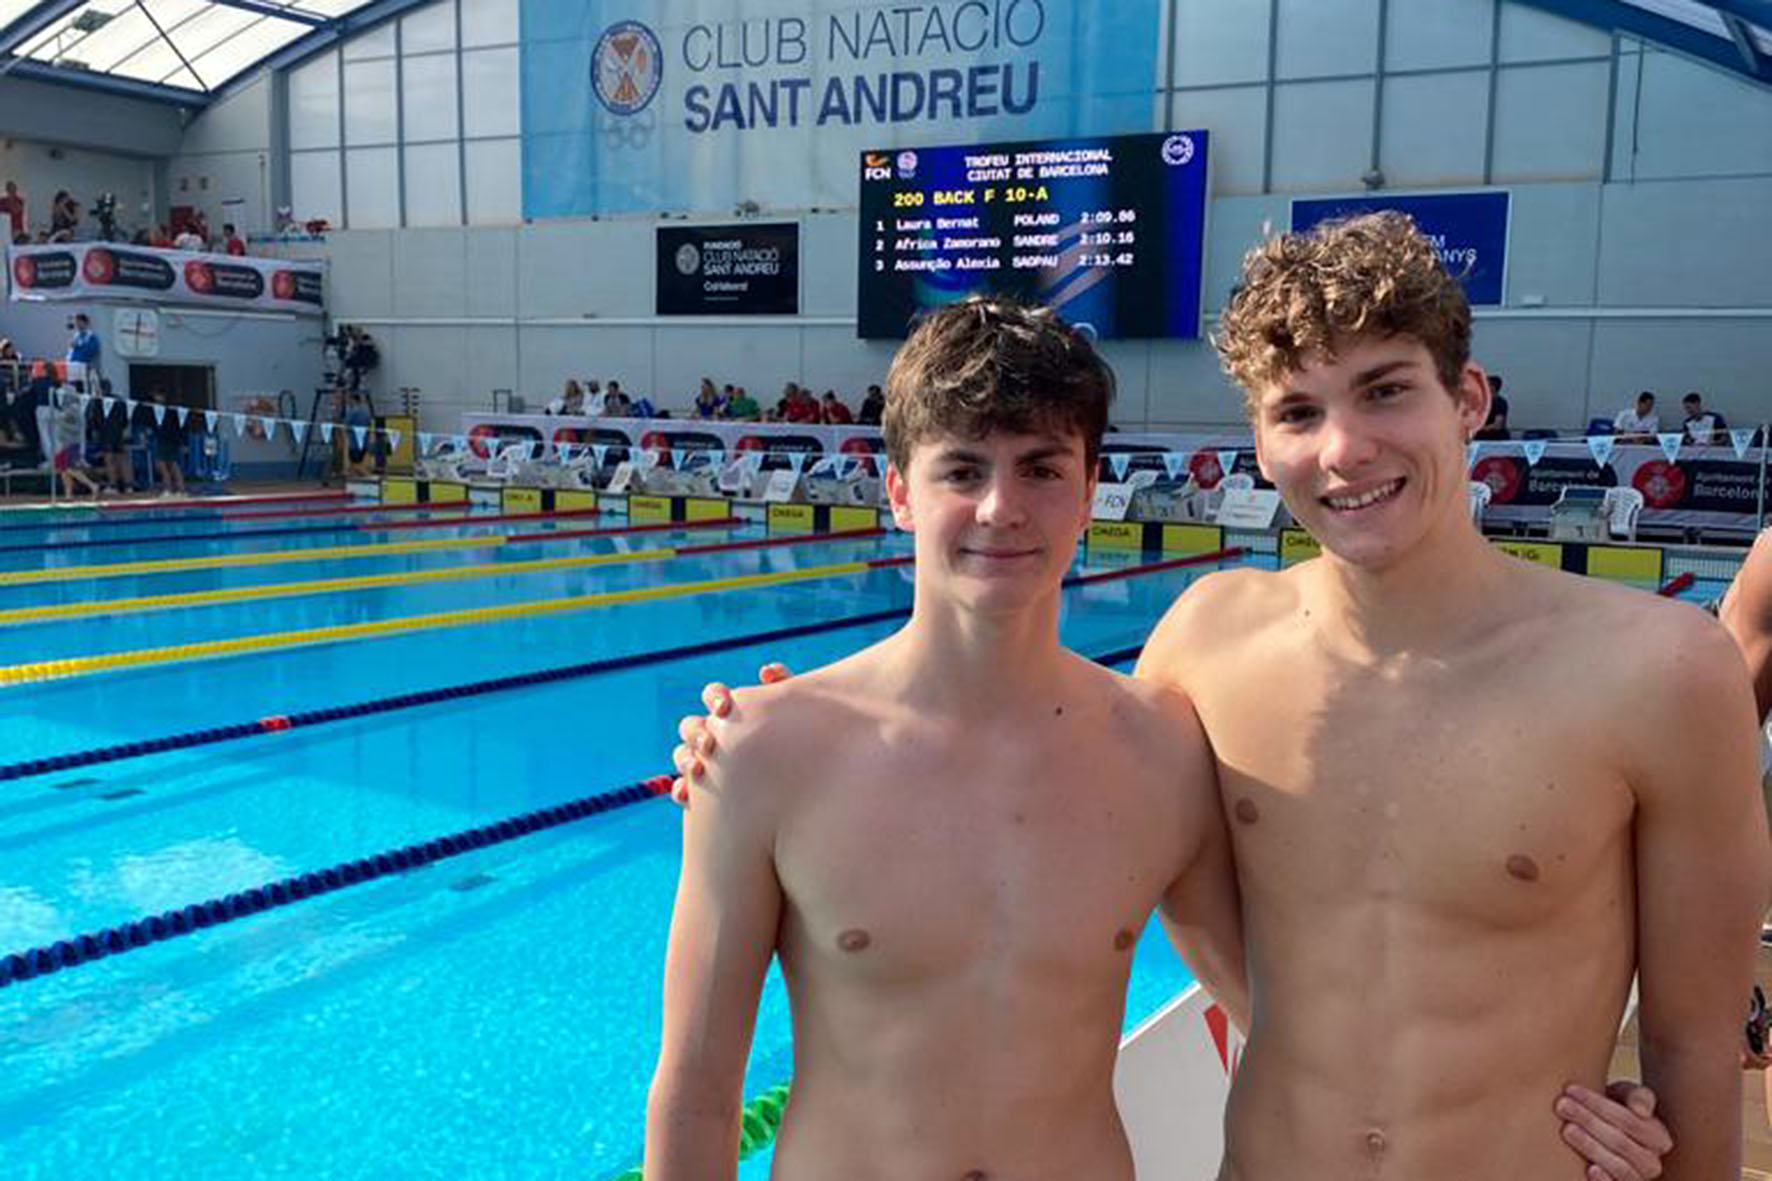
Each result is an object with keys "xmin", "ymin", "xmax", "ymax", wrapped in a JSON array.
[
  {"xmin": 167, "ymin": 75, "xmax": 275, "ymax": 236},
  {"xmin": 0, "ymin": 137, "xmax": 159, "ymax": 242}
]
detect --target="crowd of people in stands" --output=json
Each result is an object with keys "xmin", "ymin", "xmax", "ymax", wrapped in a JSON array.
[
  {"xmin": 2, "ymin": 177, "xmax": 247, "ymax": 253},
  {"xmin": 542, "ymin": 376, "xmax": 885, "ymax": 426}
]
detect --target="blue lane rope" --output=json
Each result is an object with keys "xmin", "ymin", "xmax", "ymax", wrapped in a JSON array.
[
  {"xmin": 0, "ymin": 633, "xmax": 1172, "ymax": 991},
  {"xmin": 0, "ymin": 520, "xmax": 370, "ymax": 554},
  {"xmin": 0, "ymin": 550, "xmax": 1237, "ymax": 785},
  {"xmin": 0, "ymin": 777, "xmax": 674, "ymax": 989}
]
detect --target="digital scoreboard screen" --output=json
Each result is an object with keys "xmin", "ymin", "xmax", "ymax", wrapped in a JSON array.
[{"xmin": 856, "ymin": 130, "xmax": 1210, "ymax": 340}]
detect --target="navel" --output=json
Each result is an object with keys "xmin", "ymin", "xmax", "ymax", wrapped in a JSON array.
[
  {"xmin": 1364, "ymin": 1129, "xmax": 1388, "ymax": 1159},
  {"xmin": 960, "ymin": 1171, "xmax": 989, "ymax": 1181},
  {"xmin": 1233, "ymin": 799, "xmax": 1260, "ymax": 824},
  {"xmin": 837, "ymin": 928, "xmax": 872, "ymax": 952},
  {"xmin": 1113, "ymin": 928, "xmax": 1136, "ymax": 951},
  {"xmin": 1505, "ymin": 854, "xmax": 1541, "ymax": 883}
]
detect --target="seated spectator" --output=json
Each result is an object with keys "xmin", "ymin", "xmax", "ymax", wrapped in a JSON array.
[
  {"xmin": 820, "ymin": 390, "xmax": 853, "ymax": 424},
  {"xmin": 546, "ymin": 379, "xmax": 585, "ymax": 416},
  {"xmin": 1474, "ymin": 375, "xmax": 1510, "ymax": 440},
  {"xmin": 1681, "ymin": 392, "xmax": 1727, "ymax": 446},
  {"xmin": 1612, "ymin": 391, "xmax": 1659, "ymax": 443},
  {"xmin": 151, "ymin": 224, "xmax": 174, "ymax": 249},
  {"xmin": 691, "ymin": 378, "xmax": 726, "ymax": 420},
  {"xmin": 858, "ymin": 383, "xmax": 884, "ymax": 425},
  {"xmin": 222, "ymin": 223, "xmax": 246, "ymax": 255},
  {"xmin": 726, "ymin": 385, "xmax": 760, "ymax": 421},
  {"xmin": 173, "ymin": 224, "xmax": 205, "ymax": 251},
  {"xmin": 603, "ymin": 380, "xmax": 632, "ymax": 418},
  {"xmin": 782, "ymin": 383, "xmax": 820, "ymax": 424},
  {"xmin": 147, "ymin": 390, "xmax": 186, "ymax": 495},
  {"xmin": 49, "ymin": 190, "xmax": 77, "ymax": 242}
]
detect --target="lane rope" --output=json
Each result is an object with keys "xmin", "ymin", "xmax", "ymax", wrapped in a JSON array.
[
  {"xmin": 0, "ymin": 508, "xmax": 600, "ymax": 556},
  {"xmin": 0, "ymin": 549, "xmax": 1239, "ymax": 778},
  {"xmin": 0, "ymin": 498, "xmax": 467, "ymax": 537},
  {"xmin": 0, "ymin": 573, "xmax": 1248, "ymax": 992},
  {"xmin": 0, "ymin": 524, "xmax": 863, "ymax": 626}
]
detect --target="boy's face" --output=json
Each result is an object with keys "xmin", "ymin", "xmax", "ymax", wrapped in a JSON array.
[
  {"xmin": 886, "ymin": 428, "xmax": 1094, "ymax": 612},
  {"xmin": 1251, "ymin": 335, "xmax": 1488, "ymax": 572}
]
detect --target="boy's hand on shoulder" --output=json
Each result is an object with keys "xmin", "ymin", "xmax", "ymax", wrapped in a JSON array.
[{"xmin": 671, "ymin": 664, "xmax": 796, "ymax": 804}]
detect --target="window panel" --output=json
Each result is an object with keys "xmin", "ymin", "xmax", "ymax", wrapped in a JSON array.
[
  {"xmin": 401, "ymin": 51, "xmax": 459, "ymax": 141},
  {"xmin": 462, "ymin": 47, "xmax": 519, "ymax": 138},
  {"xmin": 345, "ymin": 146, "xmax": 399, "ymax": 228},
  {"xmin": 291, "ymin": 149, "xmax": 342, "ymax": 227},
  {"xmin": 403, "ymin": 143, "xmax": 461, "ymax": 226},
  {"xmin": 1275, "ymin": 0, "xmax": 1379, "ymax": 79},
  {"xmin": 289, "ymin": 49, "xmax": 341, "ymax": 150},
  {"xmin": 343, "ymin": 57, "xmax": 397, "ymax": 144},
  {"xmin": 400, "ymin": 0, "xmax": 456, "ymax": 54},
  {"xmin": 460, "ymin": 0, "xmax": 517, "ymax": 47},
  {"xmin": 464, "ymin": 138, "xmax": 520, "ymax": 224},
  {"xmin": 342, "ymin": 19, "xmax": 395, "ymax": 59}
]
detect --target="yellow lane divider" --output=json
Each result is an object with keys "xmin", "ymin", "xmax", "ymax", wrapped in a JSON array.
[
  {"xmin": 0, "ymin": 535, "xmax": 500, "ymax": 587},
  {"xmin": 0, "ymin": 547, "xmax": 683, "ymax": 625},
  {"xmin": 0, "ymin": 560, "xmax": 878, "ymax": 685}
]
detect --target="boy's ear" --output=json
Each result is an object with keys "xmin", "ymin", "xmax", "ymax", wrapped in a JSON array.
[{"xmin": 885, "ymin": 462, "xmax": 914, "ymax": 531}]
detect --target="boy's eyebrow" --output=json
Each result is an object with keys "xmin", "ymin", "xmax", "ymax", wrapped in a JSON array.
[
  {"xmin": 931, "ymin": 443, "xmax": 1077, "ymax": 464},
  {"xmin": 1277, "ymin": 357, "xmax": 1419, "ymax": 401}
]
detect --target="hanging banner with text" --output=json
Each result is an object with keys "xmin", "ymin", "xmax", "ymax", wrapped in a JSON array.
[
  {"xmin": 1290, "ymin": 191, "xmax": 1511, "ymax": 306},
  {"xmin": 520, "ymin": 0, "xmax": 1164, "ymax": 217},
  {"xmin": 7, "ymin": 244, "xmax": 327, "ymax": 315},
  {"xmin": 656, "ymin": 222, "xmax": 800, "ymax": 314}
]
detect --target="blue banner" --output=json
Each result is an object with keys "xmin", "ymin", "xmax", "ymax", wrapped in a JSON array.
[
  {"xmin": 1290, "ymin": 191, "xmax": 1511, "ymax": 306},
  {"xmin": 521, "ymin": 0, "xmax": 1164, "ymax": 218}
]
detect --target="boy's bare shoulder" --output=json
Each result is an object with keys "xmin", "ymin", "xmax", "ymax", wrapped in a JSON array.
[
  {"xmin": 707, "ymin": 653, "xmax": 892, "ymax": 790},
  {"xmin": 1084, "ymin": 658, "xmax": 1211, "ymax": 762},
  {"xmin": 1139, "ymin": 563, "xmax": 1295, "ymax": 679}
]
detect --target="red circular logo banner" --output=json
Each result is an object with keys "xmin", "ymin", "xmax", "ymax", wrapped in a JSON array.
[
  {"xmin": 184, "ymin": 260, "xmax": 214, "ymax": 293},
  {"xmin": 82, "ymin": 249, "xmax": 115, "ymax": 283},
  {"xmin": 1631, "ymin": 460, "xmax": 1687, "ymax": 509},
  {"xmin": 12, "ymin": 256, "xmax": 34, "ymax": 287},
  {"xmin": 1471, "ymin": 456, "xmax": 1523, "ymax": 503}
]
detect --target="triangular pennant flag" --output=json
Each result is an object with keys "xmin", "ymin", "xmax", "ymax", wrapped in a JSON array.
[
  {"xmin": 319, "ymin": 422, "xmax": 334, "ymax": 443},
  {"xmin": 259, "ymin": 416, "xmax": 279, "ymax": 440},
  {"xmin": 1162, "ymin": 452, "xmax": 1186, "ymax": 480},
  {"xmin": 1585, "ymin": 435, "xmax": 1615, "ymax": 469},
  {"xmin": 204, "ymin": 410, "xmax": 218, "ymax": 431},
  {"xmin": 175, "ymin": 406, "xmax": 190, "ymax": 426},
  {"xmin": 708, "ymin": 448, "xmax": 725, "ymax": 469},
  {"xmin": 102, "ymin": 396, "xmax": 117, "ymax": 415},
  {"xmin": 386, "ymin": 429, "xmax": 401, "ymax": 451},
  {"xmin": 1107, "ymin": 453, "xmax": 1130, "ymax": 481},
  {"xmin": 289, "ymin": 420, "xmax": 308, "ymax": 443},
  {"xmin": 1467, "ymin": 440, "xmax": 1483, "ymax": 468},
  {"xmin": 639, "ymin": 449, "xmax": 661, "ymax": 470},
  {"xmin": 1656, "ymin": 432, "xmax": 1682, "ymax": 464},
  {"xmin": 592, "ymin": 444, "xmax": 608, "ymax": 467},
  {"xmin": 1731, "ymin": 428, "xmax": 1755, "ymax": 460},
  {"xmin": 743, "ymin": 451, "xmax": 765, "ymax": 476},
  {"xmin": 233, "ymin": 413, "xmax": 249, "ymax": 437},
  {"xmin": 555, "ymin": 442, "xmax": 571, "ymax": 461},
  {"xmin": 351, "ymin": 425, "xmax": 367, "ymax": 447},
  {"xmin": 151, "ymin": 403, "xmax": 166, "ymax": 425},
  {"xmin": 1216, "ymin": 449, "xmax": 1239, "ymax": 479},
  {"xmin": 787, "ymin": 452, "xmax": 807, "ymax": 474},
  {"xmin": 1521, "ymin": 438, "xmax": 1548, "ymax": 467},
  {"xmin": 418, "ymin": 432, "xmax": 434, "ymax": 452}
]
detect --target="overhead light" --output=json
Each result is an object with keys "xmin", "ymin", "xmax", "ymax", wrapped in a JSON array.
[{"xmin": 71, "ymin": 10, "xmax": 113, "ymax": 33}]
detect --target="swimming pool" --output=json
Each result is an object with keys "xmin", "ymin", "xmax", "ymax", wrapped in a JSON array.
[{"xmin": 0, "ymin": 498, "xmax": 1223, "ymax": 1179}]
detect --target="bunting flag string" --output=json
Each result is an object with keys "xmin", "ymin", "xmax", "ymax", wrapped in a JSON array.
[
  {"xmin": 1585, "ymin": 434, "xmax": 1616, "ymax": 469},
  {"xmin": 1521, "ymin": 438, "xmax": 1548, "ymax": 467},
  {"xmin": 1655, "ymin": 432, "xmax": 1682, "ymax": 465},
  {"xmin": 1162, "ymin": 452, "xmax": 1187, "ymax": 480},
  {"xmin": 1106, "ymin": 453, "xmax": 1131, "ymax": 482},
  {"xmin": 351, "ymin": 425, "xmax": 368, "ymax": 447},
  {"xmin": 1216, "ymin": 449, "xmax": 1240, "ymax": 479},
  {"xmin": 1731, "ymin": 428, "xmax": 1756, "ymax": 460}
]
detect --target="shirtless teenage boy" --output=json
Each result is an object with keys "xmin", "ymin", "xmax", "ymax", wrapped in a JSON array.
[
  {"xmin": 672, "ymin": 216, "xmax": 1743, "ymax": 1179},
  {"xmin": 644, "ymin": 299, "xmax": 1247, "ymax": 1180},
  {"xmin": 1143, "ymin": 212, "xmax": 1765, "ymax": 1178}
]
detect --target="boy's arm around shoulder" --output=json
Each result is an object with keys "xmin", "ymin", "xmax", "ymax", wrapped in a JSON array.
[
  {"xmin": 646, "ymin": 687, "xmax": 796, "ymax": 1181},
  {"xmin": 1136, "ymin": 681, "xmax": 1250, "ymax": 1033},
  {"xmin": 1628, "ymin": 611, "xmax": 1770, "ymax": 1180}
]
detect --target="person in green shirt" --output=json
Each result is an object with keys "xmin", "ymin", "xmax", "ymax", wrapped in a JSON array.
[{"xmin": 725, "ymin": 387, "xmax": 761, "ymax": 421}]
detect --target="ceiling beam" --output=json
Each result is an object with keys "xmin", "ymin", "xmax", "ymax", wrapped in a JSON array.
[
  {"xmin": 0, "ymin": 55, "xmax": 206, "ymax": 104},
  {"xmin": 1511, "ymin": 0, "xmax": 1772, "ymax": 87},
  {"xmin": 1719, "ymin": 10, "xmax": 1765, "ymax": 70},
  {"xmin": 0, "ymin": 0, "xmax": 85, "ymax": 59},
  {"xmin": 204, "ymin": 0, "xmax": 328, "ymax": 27}
]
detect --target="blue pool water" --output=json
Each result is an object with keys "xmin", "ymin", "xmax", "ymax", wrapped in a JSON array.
[{"xmin": 0, "ymin": 499, "xmax": 1231, "ymax": 1179}]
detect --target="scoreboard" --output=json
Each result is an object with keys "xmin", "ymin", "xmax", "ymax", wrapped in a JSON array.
[{"xmin": 856, "ymin": 130, "xmax": 1210, "ymax": 340}]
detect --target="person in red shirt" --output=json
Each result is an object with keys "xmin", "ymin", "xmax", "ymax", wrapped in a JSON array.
[
  {"xmin": 780, "ymin": 382, "xmax": 820, "ymax": 424},
  {"xmin": 0, "ymin": 181, "xmax": 24, "ymax": 241},
  {"xmin": 820, "ymin": 390, "xmax": 853, "ymax": 424},
  {"xmin": 223, "ymin": 223, "xmax": 246, "ymax": 256}
]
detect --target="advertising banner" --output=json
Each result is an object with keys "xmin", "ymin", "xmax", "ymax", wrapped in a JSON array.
[
  {"xmin": 1291, "ymin": 191, "xmax": 1510, "ymax": 306},
  {"xmin": 521, "ymin": 0, "xmax": 1164, "ymax": 217},
  {"xmin": 657, "ymin": 222, "xmax": 800, "ymax": 314},
  {"xmin": 8, "ymin": 243, "xmax": 326, "ymax": 315}
]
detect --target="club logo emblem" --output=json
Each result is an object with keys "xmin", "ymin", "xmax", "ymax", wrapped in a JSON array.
[{"xmin": 591, "ymin": 20, "xmax": 663, "ymax": 117}]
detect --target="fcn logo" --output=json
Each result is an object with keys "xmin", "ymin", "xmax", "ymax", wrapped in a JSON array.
[{"xmin": 591, "ymin": 20, "xmax": 663, "ymax": 116}]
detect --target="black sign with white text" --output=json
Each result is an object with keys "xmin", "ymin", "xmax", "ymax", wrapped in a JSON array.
[{"xmin": 656, "ymin": 223, "xmax": 799, "ymax": 315}]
